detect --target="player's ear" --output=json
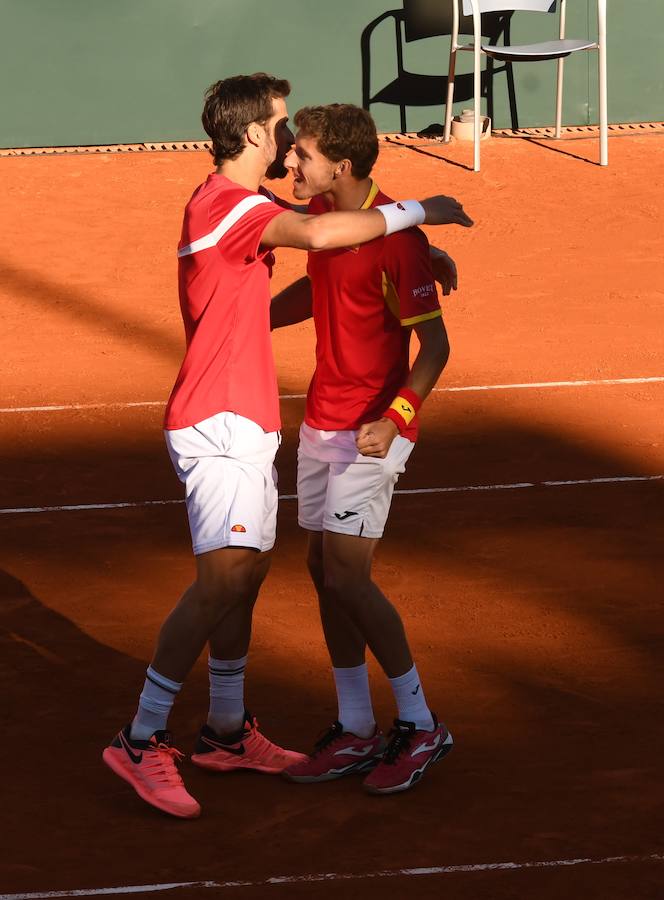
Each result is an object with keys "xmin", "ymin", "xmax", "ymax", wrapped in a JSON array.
[
  {"xmin": 246, "ymin": 123, "xmax": 263, "ymax": 148},
  {"xmin": 334, "ymin": 158, "xmax": 352, "ymax": 178}
]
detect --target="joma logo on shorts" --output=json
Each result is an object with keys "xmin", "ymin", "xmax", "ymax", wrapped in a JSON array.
[{"xmin": 334, "ymin": 511, "xmax": 358, "ymax": 521}]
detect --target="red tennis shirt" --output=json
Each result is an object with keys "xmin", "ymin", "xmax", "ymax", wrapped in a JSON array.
[
  {"xmin": 164, "ymin": 174, "xmax": 287, "ymax": 432},
  {"xmin": 305, "ymin": 183, "xmax": 441, "ymax": 442}
]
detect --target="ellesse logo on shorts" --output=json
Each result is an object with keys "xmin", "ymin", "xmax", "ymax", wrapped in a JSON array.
[{"xmin": 230, "ymin": 524, "xmax": 247, "ymax": 533}]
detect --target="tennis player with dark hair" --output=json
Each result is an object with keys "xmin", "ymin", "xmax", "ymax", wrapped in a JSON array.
[
  {"xmin": 273, "ymin": 104, "xmax": 458, "ymax": 794},
  {"xmin": 102, "ymin": 76, "xmax": 472, "ymax": 817}
]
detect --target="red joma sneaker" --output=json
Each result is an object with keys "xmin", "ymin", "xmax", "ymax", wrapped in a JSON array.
[{"xmin": 363, "ymin": 715, "xmax": 453, "ymax": 795}]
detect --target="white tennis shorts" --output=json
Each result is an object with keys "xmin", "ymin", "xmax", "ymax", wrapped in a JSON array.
[
  {"xmin": 165, "ymin": 412, "xmax": 280, "ymax": 555},
  {"xmin": 297, "ymin": 422, "xmax": 414, "ymax": 539}
]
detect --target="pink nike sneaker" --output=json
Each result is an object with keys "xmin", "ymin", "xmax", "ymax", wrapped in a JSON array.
[
  {"xmin": 363, "ymin": 715, "xmax": 453, "ymax": 795},
  {"xmin": 283, "ymin": 721, "xmax": 386, "ymax": 783},
  {"xmin": 102, "ymin": 725, "xmax": 200, "ymax": 818},
  {"xmin": 191, "ymin": 713, "xmax": 307, "ymax": 774}
]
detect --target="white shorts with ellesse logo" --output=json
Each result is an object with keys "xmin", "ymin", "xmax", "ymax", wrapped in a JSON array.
[
  {"xmin": 297, "ymin": 422, "xmax": 414, "ymax": 539},
  {"xmin": 165, "ymin": 412, "xmax": 280, "ymax": 555}
]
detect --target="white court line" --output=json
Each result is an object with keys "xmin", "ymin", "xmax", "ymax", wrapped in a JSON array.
[
  {"xmin": 1, "ymin": 475, "xmax": 662, "ymax": 517},
  {"xmin": 434, "ymin": 375, "xmax": 664, "ymax": 394},
  {"xmin": 1, "ymin": 376, "xmax": 663, "ymax": 413},
  {"xmin": 0, "ymin": 401, "xmax": 165, "ymax": 413},
  {"xmin": 1, "ymin": 853, "xmax": 662, "ymax": 900}
]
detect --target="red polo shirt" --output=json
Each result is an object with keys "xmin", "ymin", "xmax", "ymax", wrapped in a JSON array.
[
  {"xmin": 164, "ymin": 174, "xmax": 287, "ymax": 432},
  {"xmin": 305, "ymin": 183, "xmax": 441, "ymax": 441}
]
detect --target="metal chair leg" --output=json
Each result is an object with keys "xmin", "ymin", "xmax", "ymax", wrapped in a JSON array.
[{"xmin": 444, "ymin": 49, "xmax": 457, "ymax": 142}]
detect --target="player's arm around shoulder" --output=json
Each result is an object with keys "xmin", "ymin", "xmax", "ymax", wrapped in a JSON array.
[
  {"xmin": 259, "ymin": 207, "xmax": 386, "ymax": 251},
  {"xmin": 259, "ymin": 194, "xmax": 472, "ymax": 253}
]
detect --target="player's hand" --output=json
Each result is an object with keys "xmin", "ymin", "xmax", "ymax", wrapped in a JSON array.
[
  {"xmin": 430, "ymin": 247, "xmax": 458, "ymax": 295},
  {"xmin": 421, "ymin": 196, "xmax": 473, "ymax": 228},
  {"xmin": 356, "ymin": 418, "xmax": 399, "ymax": 458}
]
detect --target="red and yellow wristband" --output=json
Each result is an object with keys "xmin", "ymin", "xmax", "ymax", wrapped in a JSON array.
[{"xmin": 382, "ymin": 386, "xmax": 422, "ymax": 434}]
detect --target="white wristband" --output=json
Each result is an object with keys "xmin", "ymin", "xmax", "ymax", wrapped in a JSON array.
[{"xmin": 376, "ymin": 200, "xmax": 426, "ymax": 236}]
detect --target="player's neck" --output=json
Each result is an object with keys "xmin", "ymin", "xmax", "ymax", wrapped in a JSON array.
[
  {"xmin": 330, "ymin": 177, "xmax": 374, "ymax": 212},
  {"xmin": 216, "ymin": 155, "xmax": 264, "ymax": 193}
]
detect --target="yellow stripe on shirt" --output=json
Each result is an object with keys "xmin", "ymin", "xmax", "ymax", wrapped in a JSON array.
[
  {"xmin": 361, "ymin": 180, "xmax": 380, "ymax": 210},
  {"xmin": 382, "ymin": 276, "xmax": 442, "ymax": 326},
  {"xmin": 400, "ymin": 309, "xmax": 442, "ymax": 327},
  {"xmin": 381, "ymin": 272, "xmax": 401, "ymax": 320}
]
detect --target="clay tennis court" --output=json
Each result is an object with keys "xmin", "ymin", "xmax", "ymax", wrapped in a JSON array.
[{"xmin": 2, "ymin": 130, "xmax": 663, "ymax": 900}]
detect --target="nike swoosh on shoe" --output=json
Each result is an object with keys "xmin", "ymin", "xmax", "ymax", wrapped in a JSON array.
[
  {"xmin": 119, "ymin": 732, "xmax": 143, "ymax": 764},
  {"xmin": 201, "ymin": 735, "xmax": 246, "ymax": 756}
]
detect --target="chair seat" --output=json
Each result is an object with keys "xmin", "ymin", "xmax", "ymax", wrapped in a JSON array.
[{"xmin": 481, "ymin": 38, "xmax": 598, "ymax": 62}]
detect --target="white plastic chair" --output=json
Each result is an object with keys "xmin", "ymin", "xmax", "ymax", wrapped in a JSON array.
[{"xmin": 443, "ymin": 0, "xmax": 608, "ymax": 171}]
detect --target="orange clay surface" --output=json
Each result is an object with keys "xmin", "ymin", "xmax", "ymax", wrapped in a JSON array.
[{"xmin": 1, "ymin": 133, "xmax": 664, "ymax": 900}]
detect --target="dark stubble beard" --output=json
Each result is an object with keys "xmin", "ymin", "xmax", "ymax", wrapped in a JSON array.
[{"xmin": 265, "ymin": 158, "xmax": 288, "ymax": 180}]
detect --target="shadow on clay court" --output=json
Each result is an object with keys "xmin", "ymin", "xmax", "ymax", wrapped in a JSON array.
[
  {"xmin": 384, "ymin": 138, "xmax": 474, "ymax": 171},
  {"xmin": 2, "ymin": 406, "xmax": 664, "ymax": 892},
  {"xmin": 2, "ymin": 407, "xmax": 663, "ymax": 689},
  {"xmin": 0, "ymin": 256, "xmax": 308, "ymax": 401},
  {"xmin": 0, "ymin": 257, "xmax": 184, "ymax": 361},
  {"xmin": 494, "ymin": 134, "xmax": 601, "ymax": 165},
  {"xmin": 2, "ymin": 392, "xmax": 664, "ymax": 885},
  {"xmin": 0, "ymin": 567, "xmax": 343, "ymax": 889},
  {"xmin": 390, "ymin": 136, "xmax": 600, "ymax": 169}
]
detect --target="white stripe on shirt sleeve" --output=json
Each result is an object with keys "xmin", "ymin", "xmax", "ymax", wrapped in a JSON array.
[{"xmin": 177, "ymin": 194, "xmax": 271, "ymax": 258}]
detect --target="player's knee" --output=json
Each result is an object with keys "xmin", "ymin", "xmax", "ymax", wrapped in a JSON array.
[
  {"xmin": 194, "ymin": 567, "xmax": 254, "ymax": 615},
  {"xmin": 323, "ymin": 566, "xmax": 370, "ymax": 607}
]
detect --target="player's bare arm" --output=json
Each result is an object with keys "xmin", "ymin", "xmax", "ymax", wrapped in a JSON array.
[
  {"xmin": 267, "ymin": 194, "xmax": 459, "ymax": 294},
  {"xmin": 285, "ymin": 201, "xmax": 459, "ymax": 294},
  {"xmin": 270, "ymin": 277, "xmax": 313, "ymax": 329},
  {"xmin": 356, "ymin": 316, "xmax": 449, "ymax": 459},
  {"xmin": 259, "ymin": 195, "xmax": 472, "ymax": 252}
]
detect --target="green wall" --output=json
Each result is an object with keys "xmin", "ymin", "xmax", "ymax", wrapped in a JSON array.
[{"xmin": 1, "ymin": 0, "xmax": 662, "ymax": 148}]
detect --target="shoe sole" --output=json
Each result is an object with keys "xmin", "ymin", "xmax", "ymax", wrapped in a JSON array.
[
  {"xmin": 363, "ymin": 732, "xmax": 454, "ymax": 796},
  {"xmin": 191, "ymin": 754, "xmax": 307, "ymax": 775},
  {"xmin": 283, "ymin": 755, "xmax": 382, "ymax": 783},
  {"xmin": 102, "ymin": 749, "xmax": 201, "ymax": 819}
]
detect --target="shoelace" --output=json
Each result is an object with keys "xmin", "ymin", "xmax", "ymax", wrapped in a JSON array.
[
  {"xmin": 244, "ymin": 719, "xmax": 286, "ymax": 757},
  {"xmin": 312, "ymin": 722, "xmax": 344, "ymax": 756},
  {"xmin": 144, "ymin": 742, "xmax": 185, "ymax": 786},
  {"xmin": 382, "ymin": 728, "xmax": 411, "ymax": 765}
]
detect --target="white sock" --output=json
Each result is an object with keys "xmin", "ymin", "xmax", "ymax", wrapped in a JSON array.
[
  {"xmin": 333, "ymin": 664, "xmax": 375, "ymax": 738},
  {"xmin": 207, "ymin": 654, "xmax": 247, "ymax": 735},
  {"xmin": 130, "ymin": 666, "xmax": 182, "ymax": 740},
  {"xmin": 389, "ymin": 664, "xmax": 435, "ymax": 732}
]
